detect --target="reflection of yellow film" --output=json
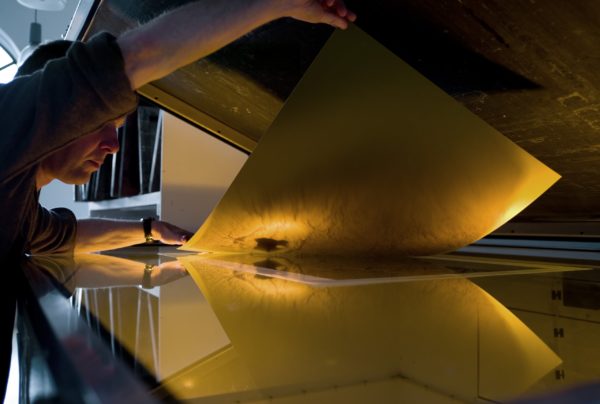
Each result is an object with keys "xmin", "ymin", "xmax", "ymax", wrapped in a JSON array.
[
  {"xmin": 183, "ymin": 24, "xmax": 559, "ymax": 257},
  {"xmin": 179, "ymin": 252, "xmax": 589, "ymax": 287},
  {"xmin": 175, "ymin": 252, "xmax": 561, "ymax": 402}
]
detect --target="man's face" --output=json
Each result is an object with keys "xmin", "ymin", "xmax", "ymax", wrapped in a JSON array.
[{"xmin": 40, "ymin": 118, "xmax": 124, "ymax": 185}]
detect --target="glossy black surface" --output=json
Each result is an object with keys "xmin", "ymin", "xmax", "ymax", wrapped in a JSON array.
[
  {"xmin": 19, "ymin": 255, "xmax": 163, "ymax": 403},
  {"xmin": 22, "ymin": 246, "xmax": 600, "ymax": 403}
]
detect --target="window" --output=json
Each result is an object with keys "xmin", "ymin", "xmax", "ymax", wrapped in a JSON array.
[
  {"xmin": 0, "ymin": 45, "xmax": 18, "ymax": 83},
  {"xmin": 0, "ymin": 28, "xmax": 20, "ymax": 83}
]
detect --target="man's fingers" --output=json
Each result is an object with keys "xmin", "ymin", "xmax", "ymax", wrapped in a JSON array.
[
  {"xmin": 291, "ymin": 0, "xmax": 355, "ymax": 29},
  {"xmin": 155, "ymin": 221, "xmax": 193, "ymax": 244},
  {"xmin": 331, "ymin": 17, "xmax": 349, "ymax": 29},
  {"xmin": 325, "ymin": 0, "xmax": 355, "ymax": 19},
  {"xmin": 174, "ymin": 229, "xmax": 193, "ymax": 244},
  {"xmin": 180, "ymin": 231, "xmax": 193, "ymax": 243},
  {"xmin": 335, "ymin": 2, "xmax": 347, "ymax": 18},
  {"xmin": 320, "ymin": 0, "xmax": 355, "ymax": 28}
]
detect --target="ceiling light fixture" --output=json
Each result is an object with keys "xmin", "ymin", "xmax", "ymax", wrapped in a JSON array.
[{"xmin": 17, "ymin": 0, "xmax": 66, "ymax": 12}]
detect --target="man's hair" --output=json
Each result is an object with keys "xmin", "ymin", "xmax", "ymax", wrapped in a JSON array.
[{"xmin": 16, "ymin": 40, "xmax": 73, "ymax": 77}]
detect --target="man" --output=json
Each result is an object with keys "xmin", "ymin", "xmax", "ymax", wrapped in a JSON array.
[
  {"xmin": 0, "ymin": 0, "xmax": 355, "ymax": 399},
  {"xmin": 15, "ymin": 41, "xmax": 195, "ymax": 254},
  {"xmin": 1, "ymin": 0, "xmax": 355, "ymax": 259}
]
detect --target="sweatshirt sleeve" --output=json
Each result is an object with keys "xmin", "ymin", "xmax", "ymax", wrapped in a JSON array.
[
  {"xmin": 28, "ymin": 206, "xmax": 77, "ymax": 255},
  {"xmin": 0, "ymin": 32, "xmax": 138, "ymax": 184}
]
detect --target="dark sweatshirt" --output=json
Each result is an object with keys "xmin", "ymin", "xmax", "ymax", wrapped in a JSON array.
[{"xmin": 0, "ymin": 32, "xmax": 138, "ymax": 259}]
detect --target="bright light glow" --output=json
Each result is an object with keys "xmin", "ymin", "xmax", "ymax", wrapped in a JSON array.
[
  {"xmin": 17, "ymin": 0, "xmax": 67, "ymax": 11},
  {"xmin": 4, "ymin": 321, "xmax": 19, "ymax": 404},
  {"xmin": 0, "ymin": 64, "xmax": 17, "ymax": 84},
  {"xmin": 0, "ymin": 44, "xmax": 17, "ymax": 83},
  {"xmin": 0, "ymin": 46, "xmax": 12, "ymax": 67}
]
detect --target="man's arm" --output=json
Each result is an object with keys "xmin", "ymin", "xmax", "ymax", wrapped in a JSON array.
[
  {"xmin": 118, "ymin": 0, "xmax": 356, "ymax": 89},
  {"xmin": 71, "ymin": 254, "xmax": 188, "ymax": 289},
  {"xmin": 75, "ymin": 219, "xmax": 193, "ymax": 253}
]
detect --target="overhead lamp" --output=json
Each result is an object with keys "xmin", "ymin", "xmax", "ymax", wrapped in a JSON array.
[
  {"xmin": 17, "ymin": 0, "xmax": 66, "ymax": 12},
  {"xmin": 18, "ymin": 9, "xmax": 42, "ymax": 65},
  {"xmin": 16, "ymin": 0, "xmax": 68, "ymax": 64}
]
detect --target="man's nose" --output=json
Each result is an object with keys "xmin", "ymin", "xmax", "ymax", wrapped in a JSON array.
[{"xmin": 100, "ymin": 129, "xmax": 120, "ymax": 154}]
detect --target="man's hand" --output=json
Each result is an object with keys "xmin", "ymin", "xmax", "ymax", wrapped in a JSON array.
[
  {"xmin": 150, "ymin": 260, "xmax": 189, "ymax": 286},
  {"xmin": 279, "ymin": 0, "xmax": 357, "ymax": 29},
  {"xmin": 76, "ymin": 218, "xmax": 194, "ymax": 252},
  {"xmin": 153, "ymin": 220, "xmax": 194, "ymax": 245}
]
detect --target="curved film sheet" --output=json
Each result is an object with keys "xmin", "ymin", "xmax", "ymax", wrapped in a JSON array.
[{"xmin": 183, "ymin": 25, "xmax": 559, "ymax": 257}]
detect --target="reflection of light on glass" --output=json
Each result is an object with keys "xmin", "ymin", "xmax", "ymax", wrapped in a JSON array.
[
  {"xmin": 174, "ymin": 255, "xmax": 563, "ymax": 402},
  {"xmin": 247, "ymin": 274, "xmax": 310, "ymax": 297},
  {"xmin": 225, "ymin": 266, "xmax": 311, "ymax": 298},
  {"xmin": 478, "ymin": 288, "xmax": 561, "ymax": 400},
  {"xmin": 183, "ymin": 379, "xmax": 195, "ymax": 389},
  {"xmin": 181, "ymin": 257, "xmax": 311, "ymax": 299}
]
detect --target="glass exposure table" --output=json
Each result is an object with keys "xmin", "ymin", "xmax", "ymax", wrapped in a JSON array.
[{"xmin": 16, "ymin": 243, "xmax": 600, "ymax": 403}]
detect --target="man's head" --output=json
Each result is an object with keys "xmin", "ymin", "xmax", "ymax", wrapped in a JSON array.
[
  {"xmin": 37, "ymin": 117, "xmax": 124, "ymax": 186},
  {"xmin": 19, "ymin": 40, "xmax": 126, "ymax": 188},
  {"xmin": 16, "ymin": 40, "xmax": 73, "ymax": 77}
]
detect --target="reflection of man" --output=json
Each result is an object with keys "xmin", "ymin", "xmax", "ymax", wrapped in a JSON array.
[
  {"xmin": 0, "ymin": 0, "xmax": 355, "ymax": 399},
  {"xmin": 14, "ymin": 43, "xmax": 194, "ymax": 254},
  {"xmin": 29, "ymin": 253, "xmax": 189, "ymax": 294}
]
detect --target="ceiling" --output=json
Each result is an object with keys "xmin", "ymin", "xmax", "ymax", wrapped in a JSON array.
[
  {"xmin": 75, "ymin": 0, "xmax": 600, "ymax": 222},
  {"xmin": 0, "ymin": 0, "xmax": 77, "ymax": 49}
]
